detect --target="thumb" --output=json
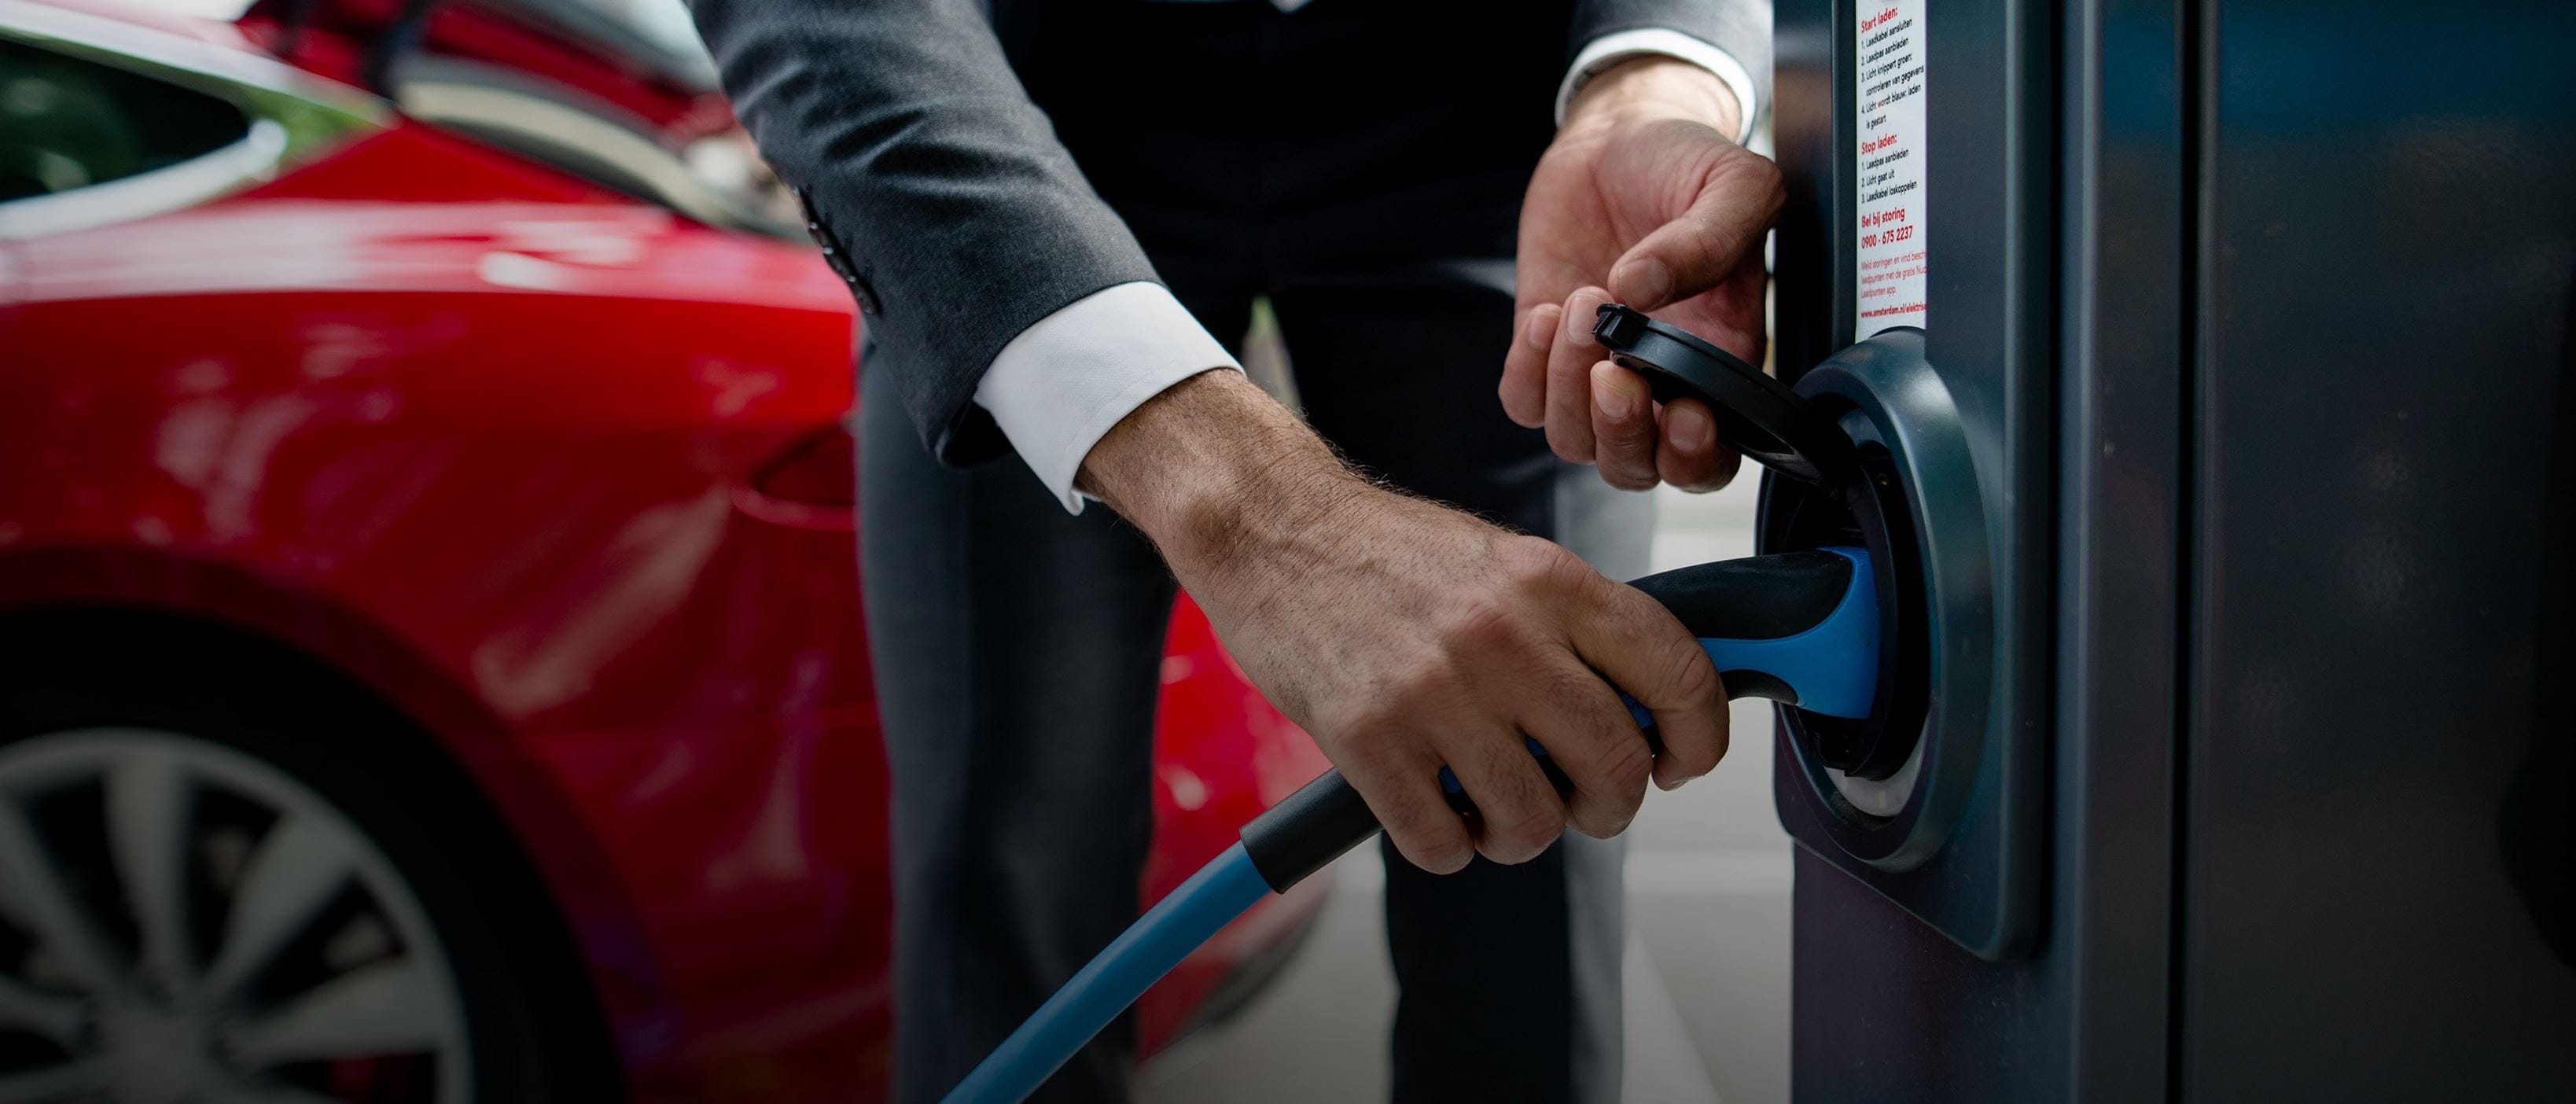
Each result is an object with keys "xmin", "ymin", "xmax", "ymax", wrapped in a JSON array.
[{"xmin": 1609, "ymin": 159, "xmax": 1783, "ymax": 311}]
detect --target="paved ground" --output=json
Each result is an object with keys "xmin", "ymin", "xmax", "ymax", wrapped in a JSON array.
[{"xmin": 1139, "ymin": 477, "xmax": 1792, "ymax": 1104}]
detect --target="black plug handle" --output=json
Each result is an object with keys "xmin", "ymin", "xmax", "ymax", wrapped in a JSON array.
[{"xmin": 1591, "ymin": 304, "xmax": 1854, "ymax": 484}]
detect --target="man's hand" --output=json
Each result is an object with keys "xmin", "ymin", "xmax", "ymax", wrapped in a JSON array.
[
  {"xmin": 1081, "ymin": 370, "xmax": 1728, "ymax": 873},
  {"xmin": 1502, "ymin": 57, "xmax": 1786, "ymax": 492}
]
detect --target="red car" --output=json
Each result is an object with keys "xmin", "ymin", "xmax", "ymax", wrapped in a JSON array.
[{"xmin": 0, "ymin": 0, "xmax": 1329, "ymax": 1099}]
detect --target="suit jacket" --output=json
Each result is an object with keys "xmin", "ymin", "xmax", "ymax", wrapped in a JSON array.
[{"xmin": 688, "ymin": 0, "xmax": 1770, "ymax": 466}]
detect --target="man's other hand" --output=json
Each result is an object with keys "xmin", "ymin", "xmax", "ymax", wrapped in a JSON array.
[
  {"xmin": 1502, "ymin": 57, "xmax": 1786, "ymax": 493},
  {"xmin": 1081, "ymin": 370, "xmax": 1728, "ymax": 874}
]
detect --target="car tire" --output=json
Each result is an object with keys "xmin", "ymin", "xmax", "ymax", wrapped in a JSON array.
[{"xmin": 0, "ymin": 628, "xmax": 622, "ymax": 1103}]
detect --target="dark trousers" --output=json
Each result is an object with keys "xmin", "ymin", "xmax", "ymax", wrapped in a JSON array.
[
  {"xmin": 864, "ymin": 5, "xmax": 1638, "ymax": 1100},
  {"xmin": 863, "ymin": 274, "xmax": 1643, "ymax": 1104}
]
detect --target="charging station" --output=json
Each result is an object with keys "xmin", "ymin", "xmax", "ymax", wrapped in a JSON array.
[
  {"xmin": 942, "ymin": 4, "xmax": 2576, "ymax": 1100},
  {"xmin": 1766, "ymin": 0, "xmax": 2576, "ymax": 1098}
]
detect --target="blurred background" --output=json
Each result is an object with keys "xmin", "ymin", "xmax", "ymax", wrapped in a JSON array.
[{"xmin": 0, "ymin": 0, "xmax": 1789, "ymax": 1100}]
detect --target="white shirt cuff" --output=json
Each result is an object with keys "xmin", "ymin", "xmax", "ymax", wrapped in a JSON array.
[
  {"xmin": 1555, "ymin": 28, "xmax": 1761, "ymax": 145},
  {"xmin": 973, "ymin": 281, "xmax": 1242, "ymax": 513}
]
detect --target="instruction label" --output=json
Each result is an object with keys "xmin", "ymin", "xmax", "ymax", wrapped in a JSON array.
[{"xmin": 1854, "ymin": 0, "xmax": 1927, "ymax": 339}]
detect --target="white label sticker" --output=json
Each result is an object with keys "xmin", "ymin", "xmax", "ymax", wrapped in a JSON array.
[{"xmin": 1855, "ymin": 0, "xmax": 1928, "ymax": 340}]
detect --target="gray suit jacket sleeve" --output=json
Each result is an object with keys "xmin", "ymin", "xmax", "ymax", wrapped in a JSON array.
[
  {"xmin": 1568, "ymin": 0, "xmax": 1772, "ymax": 109},
  {"xmin": 691, "ymin": 0, "xmax": 1770, "ymax": 468},
  {"xmin": 690, "ymin": 0, "xmax": 1157, "ymax": 466}
]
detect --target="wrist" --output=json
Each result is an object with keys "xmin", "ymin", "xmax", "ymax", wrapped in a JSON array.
[
  {"xmin": 1566, "ymin": 56, "xmax": 1742, "ymax": 140},
  {"xmin": 1076, "ymin": 369, "xmax": 1368, "ymax": 580}
]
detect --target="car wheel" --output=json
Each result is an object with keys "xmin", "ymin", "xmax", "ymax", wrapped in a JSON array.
[{"xmin": 0, "ymin": 663, "xmax": 617, "ymax": 1103}]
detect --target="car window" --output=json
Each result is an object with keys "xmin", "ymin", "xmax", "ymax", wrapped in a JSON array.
[{"xmin": 0, "ymin": 38, "xmax": 249, "ymax": 203}]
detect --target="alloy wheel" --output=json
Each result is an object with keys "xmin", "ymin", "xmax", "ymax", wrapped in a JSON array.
[{"xmin": 0, "ymin": 729, "xmax": 470, "ymax": 1103}]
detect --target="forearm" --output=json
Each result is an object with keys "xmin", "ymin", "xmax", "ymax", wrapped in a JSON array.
[{"xmin": 1076, "ymin": 370, "xmax": 1374, "ymax": 590}]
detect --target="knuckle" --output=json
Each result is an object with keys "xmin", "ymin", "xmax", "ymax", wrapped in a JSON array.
[
  {"xmin": 1545, "ymin": 337, "xmax": 1587, "ymax": 375},
  {"xmin": 1561, "ymin": 744, "xmax": 1648, "ymax": 841},
  {"xmin": 1545, "ymin": 424, "xmax": 1594, "ymax": 464},
  {"xmin": 1540, "ymin": 661, "xmax": 1607, "ymax": 709},
  {"xmin": 1757, "ymin": 159, "xmax": 1787, "ymax": 200},
  {"xmin": 1313, "ymin": 705, "xmax": 1367, "ymax": 746},
  {"xmin": 1492, "ymin": 798, "xmax": 1565, "ymax": 857},
  {"xmin": 1329, "ymin": 713, "xmax": 1414, "ymax": 772},
  {"xmin": 1526, "ymin": 301, "xmax": 1562, "ymax": 333},
  {"xmin": 1446, "ymin": 596, "xmax": 1523, "ymax": 654},
  {"xmin": 1753, "ymin": 171, "xmax": 1788, "ymax": 219},
  {"xmin": 1721, "ymin": 149, "xmax": 1785, "ymax": 193},
  {"xmin": 1567, "ymin": 798, "xmax": 1636, "ymax": 840},
  {"xmin": 1498, "ymin": 535, "xmax": 1570, "ymax": 583},
  {"xmin": 1661, "ymin": 631, "xmax": 1723, "ymax": 704},
  {"xmin": 1601, "ymin": 462, "xmax": 1659, "ymax": 492},
  {"xmin": 1378, "ymin": 789, "xmax": 1469, "ymax": 858},
  {"xmin": 1591, "ymin": 734, "xmax": 1656, "ymax": 799},
  {"xmin": 1385, "ymin": 663, "xmax": 1463, "ymax": 715},
  {"xmin": 1510, "ymin": 542, "xmax": 1598, "ymax": 605},
  {"xmin": 1614, "ymin": 409, "xmax": 1659, "ymax": 445},
  {"xmin": 1600, "ymin": 418, "xmax": 1654, "ymax": 458},
  {"xmin": 1397, "ymin": 830, "xmax": 1473, "ymax": 875}
]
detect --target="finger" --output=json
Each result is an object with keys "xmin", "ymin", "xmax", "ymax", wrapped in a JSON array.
[
  {"xmin": 1610, "ymin": 156, "xmax": 1785, "ymax": 312},
  {"xmin": 1515, "ymin": 656, "xmax": 1655, "ymax": 839},
  {"xmin": 1438, "ymin": 730, "xmax": 1567, "ymax": 866},
  {"xmin": 1544, "ymin": 286, "xmax": 1614, "ymax": 463},
  {"xmin": 1653, "ymin": 398, "xmax": 1742, "ymax": 493},
  {"xmin": 1342, "ymin": 740, "xmax": 1478, "ymax": 875},
  {"xmin": 1500, "ymin": 303, "xmax": 1561, "ymax": 429},
  {"xmin": 1566, "ymin": 581, "xmax": 1728, "ymax": 790},
  {"xmin": 1588, "ymin": 361, "xmax": 1661, "ymax": 491}
]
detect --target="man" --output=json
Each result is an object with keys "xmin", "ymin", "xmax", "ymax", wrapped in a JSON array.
[{"xmin": 686, "ymin": 1, "xmax": 1782, "ymax": 1100}]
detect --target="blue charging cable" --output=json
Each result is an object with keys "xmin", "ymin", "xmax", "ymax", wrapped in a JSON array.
[
  {"xmin": 940, "ymin": 547, "xmax": 1880, "ymax": 1104},
  {"xmin": 937, "ymin": 842, "xmax": 1271, "ymax": 1104}
]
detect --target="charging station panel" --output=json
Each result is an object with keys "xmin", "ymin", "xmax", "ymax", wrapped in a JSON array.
[
  {"xmin": 1773, "ymin": 0, "xmax": 2576, "ymax": 1099},
  {"xmin": 1762, "ymin": 0, "xmax": 2050, "ymax": 962}
]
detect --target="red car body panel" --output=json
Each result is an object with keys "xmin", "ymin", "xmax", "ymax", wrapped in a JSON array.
[{"xmin": 0, "ymin": 9, "xmax": 1327, "ymax": 1098}]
